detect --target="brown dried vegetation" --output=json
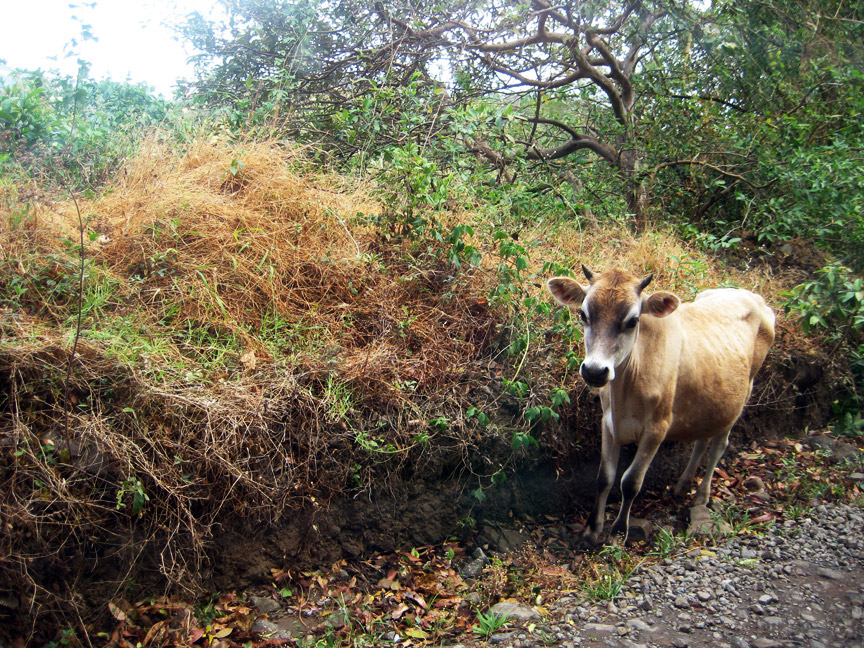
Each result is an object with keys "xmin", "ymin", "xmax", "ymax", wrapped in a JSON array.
[{"xmin": 0, "ymin": 139, "xmax": 500, "ymax": 638}]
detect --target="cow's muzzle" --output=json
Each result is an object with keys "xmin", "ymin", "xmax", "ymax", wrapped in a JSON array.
[{"xmin": 580, "ymin": 363, "xmax": 610, "ymax": 388}]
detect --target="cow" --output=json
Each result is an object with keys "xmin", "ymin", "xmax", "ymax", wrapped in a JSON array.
[{"xmin": 546, "ymin": 266, "xmax": 775, "ymax": 543}]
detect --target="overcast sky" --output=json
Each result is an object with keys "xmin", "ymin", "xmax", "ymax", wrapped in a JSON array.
[{"xmin": 0, "ymin": 0, "xmax": 219, "ymax": 97}]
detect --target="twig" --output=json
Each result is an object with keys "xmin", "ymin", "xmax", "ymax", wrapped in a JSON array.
[
  {"xmin": 59, "ymin": 59, "xmax": 88, "ymax": 463},
  {"xmin": 326, "ymin": 207, "xmax": 361, "ymax": 257},
  {"xmin": 61, "ymin": 189, "xmax": 86, "ymax": 461}
]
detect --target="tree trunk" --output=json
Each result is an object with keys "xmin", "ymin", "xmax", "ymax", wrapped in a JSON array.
[{"xmin": 620, "ymin": 149, "xmax": 649, "ymax": 231}]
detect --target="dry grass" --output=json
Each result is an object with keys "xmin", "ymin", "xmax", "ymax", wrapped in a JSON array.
[{"xmin": 0, "ymin": 137, "xmax": 503, "ymax": 639}]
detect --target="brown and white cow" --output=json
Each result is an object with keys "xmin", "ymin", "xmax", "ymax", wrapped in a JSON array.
[{"xmin": 547, "ymin": 266, "xmax": 775, "ymax": 543}]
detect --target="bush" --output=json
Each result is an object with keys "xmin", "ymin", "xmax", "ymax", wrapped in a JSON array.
[
  {"xmin": 783, "ymin": 262, "xmax": 864, "ymax": 407},
  {"xmin": 1, "ymin": 68, "xmax": 170, "ymax": 189}
]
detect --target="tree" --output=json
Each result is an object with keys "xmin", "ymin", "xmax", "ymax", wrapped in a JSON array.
[
  {"xmin": 179, "ymin": 0, "xmax": 685, "ymax": 226},
  {"xmin": 178, "ymin": 0, "xmax": 864, "ymax": 251},
  {"xmin": 365, "ymin": 0, "xmax": 685, "ymax": 228}
]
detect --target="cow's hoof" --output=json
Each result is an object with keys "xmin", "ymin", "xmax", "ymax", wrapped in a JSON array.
[
  {"xmin": 609, "ymin": 520, "xmax": 627, "ymax": 536},
  {"xmin": 691, "ymin": 494, "xmax": 710, "ymax": 507},
  {"xmin": 577, "ymin": 528, "xmax": 602, "ymax": 548},
  {"xmin": 608, "ymin": 521, "xmax": 631, "ymax": 545}
]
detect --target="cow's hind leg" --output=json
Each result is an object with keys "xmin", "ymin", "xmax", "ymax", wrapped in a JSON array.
[
  {"xmin": 609, "ymin": 432, "xmax": 664, "ymax": 542},
  {"xmin": 693, "ymin": 428, "xmax": 732, "ymax": 506},
  {"xmin": 673, "ymin": 439, "xmax": 708, "ymax": 499}
]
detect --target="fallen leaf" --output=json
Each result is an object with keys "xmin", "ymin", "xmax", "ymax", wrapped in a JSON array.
[
  {"xmin": 404, "ymin": 591, "xmax": 427, "ymax": 609},
  {"xmin": 108, "ymin": 601, "xmax": 128, "ymax": 622},
  {"xmin": 391, "ymin": 603, "xmax": 410, "ymax": 620},
  {"xmin": 405, "ymin": 628, "xmax": 429, "ymax": 639},
  {"xmin": 750, "ymin": 512, "xmax": 777, "ymax": 523},
  {"xmin": 240, "ymin": 350, "xmax": 257, "ymax": 371},
  {"xmin": 432, "ymin": 596, "xmax": 463, "ymax": 608}
]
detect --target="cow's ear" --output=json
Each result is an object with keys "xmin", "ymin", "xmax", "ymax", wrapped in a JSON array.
[
  {"xmin": 546, "ymin": 277, "xmax": 587, "ymax": 307},
  {"xmin": 643, "ymin": 291, "xmax": 680, "ymax": 318}
]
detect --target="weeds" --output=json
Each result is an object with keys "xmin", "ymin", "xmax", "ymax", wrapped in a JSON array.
[
  {"xmin": 582, "ymin": 545, "xmax": 638, "ymax": 602},
  {"xmin": 711, "ymin": 501, "xmax": 768, "ymax": 536},
  {"xmin": 650, "ymin": 527, "xmax": 692, "ymax": 560},
  {"xmin": 473, "ymin": 609, "xmax": 510, "ymax": 639}
]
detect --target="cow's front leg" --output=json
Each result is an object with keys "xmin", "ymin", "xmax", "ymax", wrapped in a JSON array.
[
  {"xmin": 582, "ymin": 418, "xmax": 620, "ymax": 544},
  {"xmin": 609, "ymin": 426, "xmax": 665, "ymax": 542}
]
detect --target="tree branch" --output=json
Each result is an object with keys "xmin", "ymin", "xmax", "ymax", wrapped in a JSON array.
[
  {"xmin": 648, "ymin": 159, "xmax": 774, "ymax": 189},
  {"xmin": 517, "ymin": 116, "xmax": 619, "ymax": 163}
]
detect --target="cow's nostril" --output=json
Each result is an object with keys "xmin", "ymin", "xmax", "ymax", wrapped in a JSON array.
[{"xmin": 581, "ymin": 364, "xmax": 609, "ymax": 386}]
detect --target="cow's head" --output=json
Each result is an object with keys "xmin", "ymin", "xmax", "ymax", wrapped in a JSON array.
[{"xmin": 546, "ymin": 266, "xmax": 679, "ymax": 388}]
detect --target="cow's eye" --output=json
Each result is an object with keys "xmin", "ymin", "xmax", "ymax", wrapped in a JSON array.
[
  {"xmin": 578, "ymin": 310, "xmax": 588, "ymax": 324},
  {"xmin": 624, "ymin": 316, "xmax": 639, "ymax": 330}
]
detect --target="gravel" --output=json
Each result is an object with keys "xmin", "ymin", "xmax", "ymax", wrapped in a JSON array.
[{"xmin": 471, "ymin": 503, "xmax": 864, "ymax": 648}]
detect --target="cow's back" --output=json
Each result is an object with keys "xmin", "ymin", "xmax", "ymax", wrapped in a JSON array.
[{"xmin": 665, "ymin": 289, "xmax": 775, "ymax": 441}]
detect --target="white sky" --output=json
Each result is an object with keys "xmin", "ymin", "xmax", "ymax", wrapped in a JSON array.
[{"xmin": 0, "ymin": 0, "xmax": 219, "ymax": 98}]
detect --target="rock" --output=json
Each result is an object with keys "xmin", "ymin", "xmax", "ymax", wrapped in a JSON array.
[
  {"xmin": 251, "ymin": 619, "xmax": 296, "ymax": 640},
  {"xmin": 689, "ymin": 505, "xmax": 732, "ymax": 536},
  {"xmin": 674, "ymin": 596, "xmax": 690, "ymax": 609},
  {"xmin": 804, "ymin": 435, "xmax": 837, "ymax": 453},
  {"xmin": 626, "ymin": 619, "xmax": 654, "ymax": 633},
  {"xmin": 752, "ymin": 639, "xmax": 784, "ymax": 648},
  {"xmin": 697, "ymin": 590, "xmax": 713, "ymax": 602},
  {"xmin": 743, "ymin": 476, "xmax": 766, "ymax": 492},
  {"xmin": 489, "ymin": 601, "xmax": 541, "ymax": 623},
  {"xmin": 626, "ymin": 518, "xmax": 655, "ymax": 542},
  {"xmin": 816, "ymin": 567, "xmax": 845, "ymax": 580},
  {"xmin": 249, "ymin": 595, "xmax": 281, "ymax": 615},
  {"xmin": 252, "ymin": 619, "xmax": 280, "ymax": 637},
  {"xmin": 489, "ymin": 631, "xmax": 516, "ymax": 644},
  {"xmin": 325, "ymin": 610, "xmax": 350, "ymax": 629},
  {"xmin": 460, "ymin": 555, "xmax": 488, "ymax": 579},
  {"xmin": 832, "ymin": 440, "xmax": 862, "ymax": 463},
  {"xmin": 478, "ymin": 525, "xmax": 532, "ymax": 553}
]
